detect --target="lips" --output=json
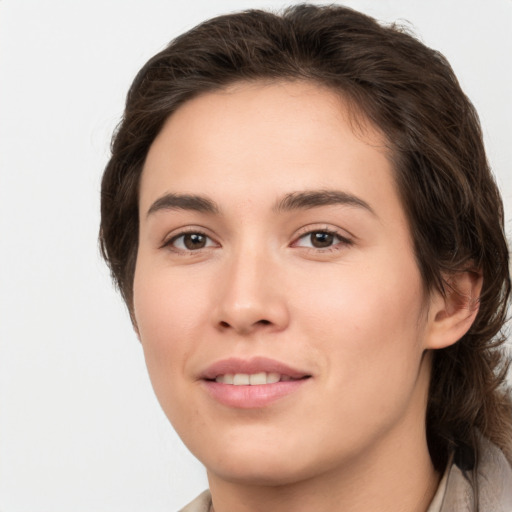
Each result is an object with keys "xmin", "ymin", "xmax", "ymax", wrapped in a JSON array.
[
  {"xmin": 200, "ymin": 357, "xmax": 311, "ymax": 408},
  {"xmin": 201, "ymin": 356, "xmax": 310, "ymax": 381}
]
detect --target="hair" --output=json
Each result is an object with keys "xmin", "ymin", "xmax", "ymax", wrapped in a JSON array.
[{"xmin": 99, "ymin": 4, "xmax": 512, "ymax": 470}]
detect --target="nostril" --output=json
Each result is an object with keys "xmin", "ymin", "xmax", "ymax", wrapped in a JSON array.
[{"xmin": 218, "ymin": 319, "xmax": 272, "ymax": 330}]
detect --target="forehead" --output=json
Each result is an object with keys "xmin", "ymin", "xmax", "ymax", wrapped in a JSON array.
[
  {"xmin": 160, "ymin": 80, "xmax": 388, "ymax": 156},
  {"xmin": 140, "ymin": 81, "xmax": 396, "ymax": 209}
]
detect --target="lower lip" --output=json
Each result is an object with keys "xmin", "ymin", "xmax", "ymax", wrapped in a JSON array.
[{"xmin": 203, "ymin": 379, "xmax": 309, "ymax": 409}]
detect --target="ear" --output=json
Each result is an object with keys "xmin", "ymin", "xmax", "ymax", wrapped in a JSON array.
[{"xmin": 424, "ymin": 269, "xmax": 483, "ymax": 350}]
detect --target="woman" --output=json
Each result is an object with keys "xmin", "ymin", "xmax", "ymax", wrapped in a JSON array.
[{"xmin": 99, "ymin": 4, "xmax": 512, "ymax": 511}]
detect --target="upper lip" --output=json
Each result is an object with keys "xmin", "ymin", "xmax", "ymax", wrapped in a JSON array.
[{"xmin": 200, "ymin": 357, "xmax": 311, "ymax": 380}]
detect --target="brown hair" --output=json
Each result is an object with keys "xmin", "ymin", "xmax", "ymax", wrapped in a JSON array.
[{"xmin": 99, "ymin": 4, "xmax": 512, "ymax": 469}]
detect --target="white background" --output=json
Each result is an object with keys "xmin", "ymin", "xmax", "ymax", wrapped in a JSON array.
[{"xmin": 1, "ymin": 1, "xmax": 511, "ymax": 511}]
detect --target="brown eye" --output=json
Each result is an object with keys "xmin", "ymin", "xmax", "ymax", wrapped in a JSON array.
[
  {"xmin": 183, "ymin": 233, "xmax": 207, "ymax": 250},
  {"xmin": 293, "ymin": 229, "xmax": 352, "ymax": 251},
  {"xmin": 169, "ymin": 232, "xmax": 216, "ymax": 251},
  {"xmin": 310, "ymin": 232, "xmax": 334, "ymax": 248}
]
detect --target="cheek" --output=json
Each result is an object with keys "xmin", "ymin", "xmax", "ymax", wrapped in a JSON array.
[
  {"xmin": 291, "ymin": 259, "xmax": 428, "ymax": 444},
  {"xmin": 132, "ymin": 263, "xmax": 208, "ymax": 397},
  {"xmin": 294, "ymin": 254, "xmax": 427, "ymax": 383},
  {"xmin": 134, "ymin": 256, "xmax": 210, "ymax": 338}
]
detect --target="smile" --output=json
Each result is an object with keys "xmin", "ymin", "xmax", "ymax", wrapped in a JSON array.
[
  {"xmin": 201, "ymin": 357, "xmax": 311, "ymax": 408},
  {"xmin": 214, "ymin": 372, "xmax": 302, "ymax": 385}
]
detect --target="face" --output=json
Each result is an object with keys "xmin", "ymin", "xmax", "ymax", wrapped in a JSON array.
[{"xmin": 134, "ymin": 81, "xmax": 438, "ymax": 486}]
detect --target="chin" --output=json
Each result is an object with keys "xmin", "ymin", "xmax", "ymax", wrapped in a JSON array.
[
  {"xmin": 194, "ymin": 433, "xmax": 329, "ymax": 487},
  {"xmin": 208, "ymin": 455, "xmax": 315, "ymax": 487}
]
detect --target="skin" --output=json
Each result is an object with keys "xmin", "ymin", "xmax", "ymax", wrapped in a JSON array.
[{"xmin": 133, "ymin": 81, "xmax": 480, "ymax": 512}]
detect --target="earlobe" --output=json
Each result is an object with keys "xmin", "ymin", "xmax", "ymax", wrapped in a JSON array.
[{"xmin": 425, "ymin": 270, "xmax": 483, "ymax": 350}]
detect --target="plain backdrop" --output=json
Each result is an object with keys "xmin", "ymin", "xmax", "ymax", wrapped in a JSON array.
[{"xmin": 1, "ymin": 1, "xmax": 511, "ymax": 511}]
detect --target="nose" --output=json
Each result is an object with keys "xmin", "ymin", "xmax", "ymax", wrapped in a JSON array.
[{"xmin": 212, "ymin": 246, "xmax": 289, "ymax": 336}]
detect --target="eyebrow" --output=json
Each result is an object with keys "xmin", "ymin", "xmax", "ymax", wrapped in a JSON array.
[
  {"xmin": 147, "ymin": 193, "xmax": 220, "ymax": 217},
  {"xmin": 273, "ymin": 190, "xmax": 375, "ymax": 215},
  {"xmin": 146, "ymin": 189, "xmax": 374, "ymax": 217}
]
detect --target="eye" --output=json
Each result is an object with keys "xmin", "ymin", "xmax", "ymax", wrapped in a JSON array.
[
  {"xmin": 293, "ymin": 229, "xmax": 351, "ymax": 250},
  {"xmin": 167, "ymin": 231, "xmax": 217, "ymax": 251}
]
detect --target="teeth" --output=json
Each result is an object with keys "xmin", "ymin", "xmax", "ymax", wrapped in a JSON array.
[
  {"xmin": 215, "ymin": 372, "xmax": 287, "ymax": 385},
  {"xmin": 266, "ymin": 372, "xmax": 280, "ymax": 384},
  {"xmin": 233, "ymin": 373, "xmax": 250, "ymax": 385},
  {"xmin": 249, "ymin": 372, "xmax": 266, "ymax": 385}
]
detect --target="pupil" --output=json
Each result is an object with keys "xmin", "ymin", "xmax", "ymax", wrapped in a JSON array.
[
  {"xmin": 184, "ymin": 233, "xmax": 206, "ymax": 250},
  {"xmin": 312, "ymin": 232, "xmax": 334, "ymax": 248}
]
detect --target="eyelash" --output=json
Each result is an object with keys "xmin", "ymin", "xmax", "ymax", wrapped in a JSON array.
[
  {"xmin": 293, "ymin": 228, "xmax": 353, "ymax": 252},
  {"xmin": 162, "ymin": 227, "xmax": 353, "ymax": 253},
  {"xmin": 162, "ymin": 228, "xmax": 217, "ymax": 253}
]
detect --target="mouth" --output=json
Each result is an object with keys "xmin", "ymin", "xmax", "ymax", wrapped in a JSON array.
[
  {"xmin": 212, "ymin": 372, "xmax": 309, "ymax": 385},
  {"xmin": 200, "ymin": 357, "xmax": 312, "ymax": 408}
]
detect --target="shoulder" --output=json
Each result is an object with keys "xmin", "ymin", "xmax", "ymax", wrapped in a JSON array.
[
  {"xmin": 178, "ymin": 490, "xmax": 212, "ymax": 512},
  {"xmin": 440, "ymin": 434, "xmax": 512, "ymax": 512},
  {"xmin": 476, "ymin": 435, "xmax": 512, "ymax": 511}
]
